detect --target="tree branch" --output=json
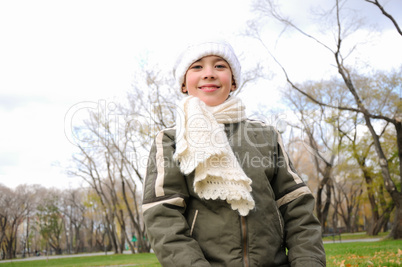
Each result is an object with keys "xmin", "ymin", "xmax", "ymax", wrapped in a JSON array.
[{"xmin": 364, "ymin": 0, "xmax": 402, "ymax": 36}]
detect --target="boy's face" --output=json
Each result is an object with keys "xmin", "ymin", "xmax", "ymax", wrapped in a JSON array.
[{"xmin": 182, "ymin": 55, "xmax": 235, "ymax": 106}]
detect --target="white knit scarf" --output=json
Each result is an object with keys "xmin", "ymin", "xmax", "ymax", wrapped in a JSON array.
[{"xmin": 173, "ymin": 96, "xmax": 255, "ymax": 216}]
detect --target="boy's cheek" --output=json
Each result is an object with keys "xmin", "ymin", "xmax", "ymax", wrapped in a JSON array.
[
  {"xmin": 185, "ymin": 76, "xmax": 198, "ymax": 88},
  {"xmin": 220, "ymin": 76, "xmax": 232, "ymax": 85}
]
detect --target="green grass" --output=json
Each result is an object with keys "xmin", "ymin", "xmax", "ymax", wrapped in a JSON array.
[
  {"xmin": 1, "ymin": 240, "xmax": 401, "ymax": 267},
  {"xmin": 325, "ymin": 240, "xmax": 401, "ymax": 266},
  {"xmin": 0, "ymin": 253, "xmax": 161, "ymax": 267}
]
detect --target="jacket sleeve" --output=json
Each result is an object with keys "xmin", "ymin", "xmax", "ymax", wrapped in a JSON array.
[
  {"xmin": 271, "ymin": 129, "xmax": 326, "ymax": 267},
  {"xmin": 142, "ymin": 130, "xmax": 211, "ymax": 267}
]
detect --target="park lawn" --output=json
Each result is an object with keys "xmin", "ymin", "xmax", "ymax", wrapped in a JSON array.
[
  {"xmin": 1, "ymin": 240, "xmax": 401, "ymax": 267},
  {"xmin": 0, "ymin": 253, "xmax": 161, "ymax": 267},
  {"xmin": 325, "ymin": 240, "xmax": 402, "ymax": 267}
]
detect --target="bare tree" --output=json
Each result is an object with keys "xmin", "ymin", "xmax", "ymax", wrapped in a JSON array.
[
  {"xmin": 282, "ymin": 79, "xmax": 350, "ymax": 231},
  {"xmin": 248, "ymin": 0, "xmax": 402, "ymax": 239},
  {"xmin": 337, "ymin": 108, "xmax": 395, "ymax": 235},
  {"xmin": 332, "ymin": 174, "xmax": 363, "ymax": 233},
  {"xmin": 60, "ymin": 188, "xmax": 87, "ymax": 254},
  {"xmin": 15, "ymin": 184, "xmax": 41, "ymax": 258},
  {"xmin": 69, "ymin": 145, "xmax": 125, "ymax": 253},
  {"xmin": 67, "ymin": 65, "xmax": 181, "ymax": 253},
  {"xmin": 1, "ymin": 185, "xmax": 113, "ymax": 258},
  {"xmin": 0, "ymin": 184, "xmax": 29, "ymax": 259}
]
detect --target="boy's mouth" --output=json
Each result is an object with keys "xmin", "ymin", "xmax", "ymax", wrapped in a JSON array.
[{"xmin": 199, "ymin": 84, "xmax": 220, "ymax": 92}]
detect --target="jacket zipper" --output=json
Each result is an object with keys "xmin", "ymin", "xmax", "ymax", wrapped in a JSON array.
[
  {"xmin": 190, "ymin": 210, "xmax": 198, "ymax": 236},
  {"xmin": 241, "ymin": 216, "xmax": 249, "ymax": 267},
  {"xmin": 273, "ymin": 151, "xmax": 278, "ymax": 175},
  {"xmin": 275, "ymin": 206, "xmax": 284, "ymax": 241}
]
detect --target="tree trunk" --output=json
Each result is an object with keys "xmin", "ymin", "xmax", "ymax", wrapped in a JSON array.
[
  {"xmin": 316, "ymin": 181, "xmax": 325, "ymax": 227},
  {"xmin": 389, "ymin": 193, "xmax": 402, "ymax": 239},
  {"xmin": 110, "ymin": 219, "xmax": 120, "ymax": 253},
  {"xmin": 364, "ymin": 173, "xmax": 380, "ymax": 236},
  {"xmin": 395, "ymin": 122, "xmax": 402, "ymax": 186},
  {"xmin": 392, "ymin": 122, "xmax": 402, "ymax": 239},
  {"xmin": 120, "ymin": 179, "xmax": 138, "ymax": 254},
  {"xmin": 352, "ymin": 202, "xmax": 360, "ymax": 233},
  {"xmin": 26, "ymin": 216, "xmax": 30, "ymax": 257},
  {"xmin": 322, "ymin": 183, "xmax": 332, "ymax": 231},
  {"xmin": 89, "ymin": 220, "xmax": 94, "ymax": 252},
  {"xmin": 74, "ymin": 225, "xmax": 81, "ymax": 253},
  {"xmin": 316, "ymin": 164, "xmax": 332, "ymax": 232},
  {"xmin": 363, "ymin": 114, "xmax": 401, "ymax": 238}
]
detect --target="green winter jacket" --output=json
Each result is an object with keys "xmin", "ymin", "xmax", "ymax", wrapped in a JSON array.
[{"xmin": 142, "ymin": 120, "xmax": 326, "ymax": 267}]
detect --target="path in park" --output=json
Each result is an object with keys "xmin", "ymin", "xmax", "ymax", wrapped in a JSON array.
[
  {"xmin": 0, "ymin": 238, "xmax": 382, "ymax": 264},
  {"xmin": 0, "ymin": 250, "xmax": 131, "ymax": 264},
  {"xmin": 323, "ymin": 238, "xmax": 381, "ymax": 244}
]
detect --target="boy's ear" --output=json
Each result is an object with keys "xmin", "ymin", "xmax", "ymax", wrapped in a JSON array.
[
  {"xmin": 231, "ymin": 81, "xmax": 236, "ymax": 91},
  {"xmin": 182, "ymin": 83, "xmax": 187, "ymax": 93},
  {"xmin": 231, "ymin": 75, "xmax": 236, "ymax": 91}
]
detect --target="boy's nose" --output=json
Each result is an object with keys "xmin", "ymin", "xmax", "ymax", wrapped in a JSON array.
[{"xmin": 203, "ymin": 66, "xmax": 215, "ymax": 79}]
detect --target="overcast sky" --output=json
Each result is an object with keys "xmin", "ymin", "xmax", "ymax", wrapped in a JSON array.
[{"xmin": 0, "ymin": 0, "xmax": 401, "ymax": 189}]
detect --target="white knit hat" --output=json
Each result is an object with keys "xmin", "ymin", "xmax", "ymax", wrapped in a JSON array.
[{"xmin": 173, "ymin": 40, "xmax": 242, "ymax": 93}]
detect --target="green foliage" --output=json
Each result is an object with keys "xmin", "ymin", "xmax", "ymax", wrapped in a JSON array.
[{"xmin": 36, "ymin": 198, "xmax": 64, "ymax": 254}]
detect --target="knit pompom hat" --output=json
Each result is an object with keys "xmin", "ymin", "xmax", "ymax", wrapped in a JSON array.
[{"xmin": 173, "ymin": 40, "xmax": 242, "ymax": 93}]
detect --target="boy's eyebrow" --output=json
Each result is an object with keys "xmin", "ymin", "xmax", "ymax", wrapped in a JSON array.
[{"xmin": 214, "ymin": 58, "xmax": 228, "ymax": 63}]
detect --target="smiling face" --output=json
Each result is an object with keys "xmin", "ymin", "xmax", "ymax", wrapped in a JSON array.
[{"xmin": 182, "ymin": 55, "xmax": 236, "ymax": 106}]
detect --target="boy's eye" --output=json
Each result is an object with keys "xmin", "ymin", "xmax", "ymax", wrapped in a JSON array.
[
  {"xmin": 190, "ymin": 65, "xmax": 202, "ymax": 69},
  {"xmin": 215, "ymin": 64, "xmax": 226, "ymax": 69}
]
